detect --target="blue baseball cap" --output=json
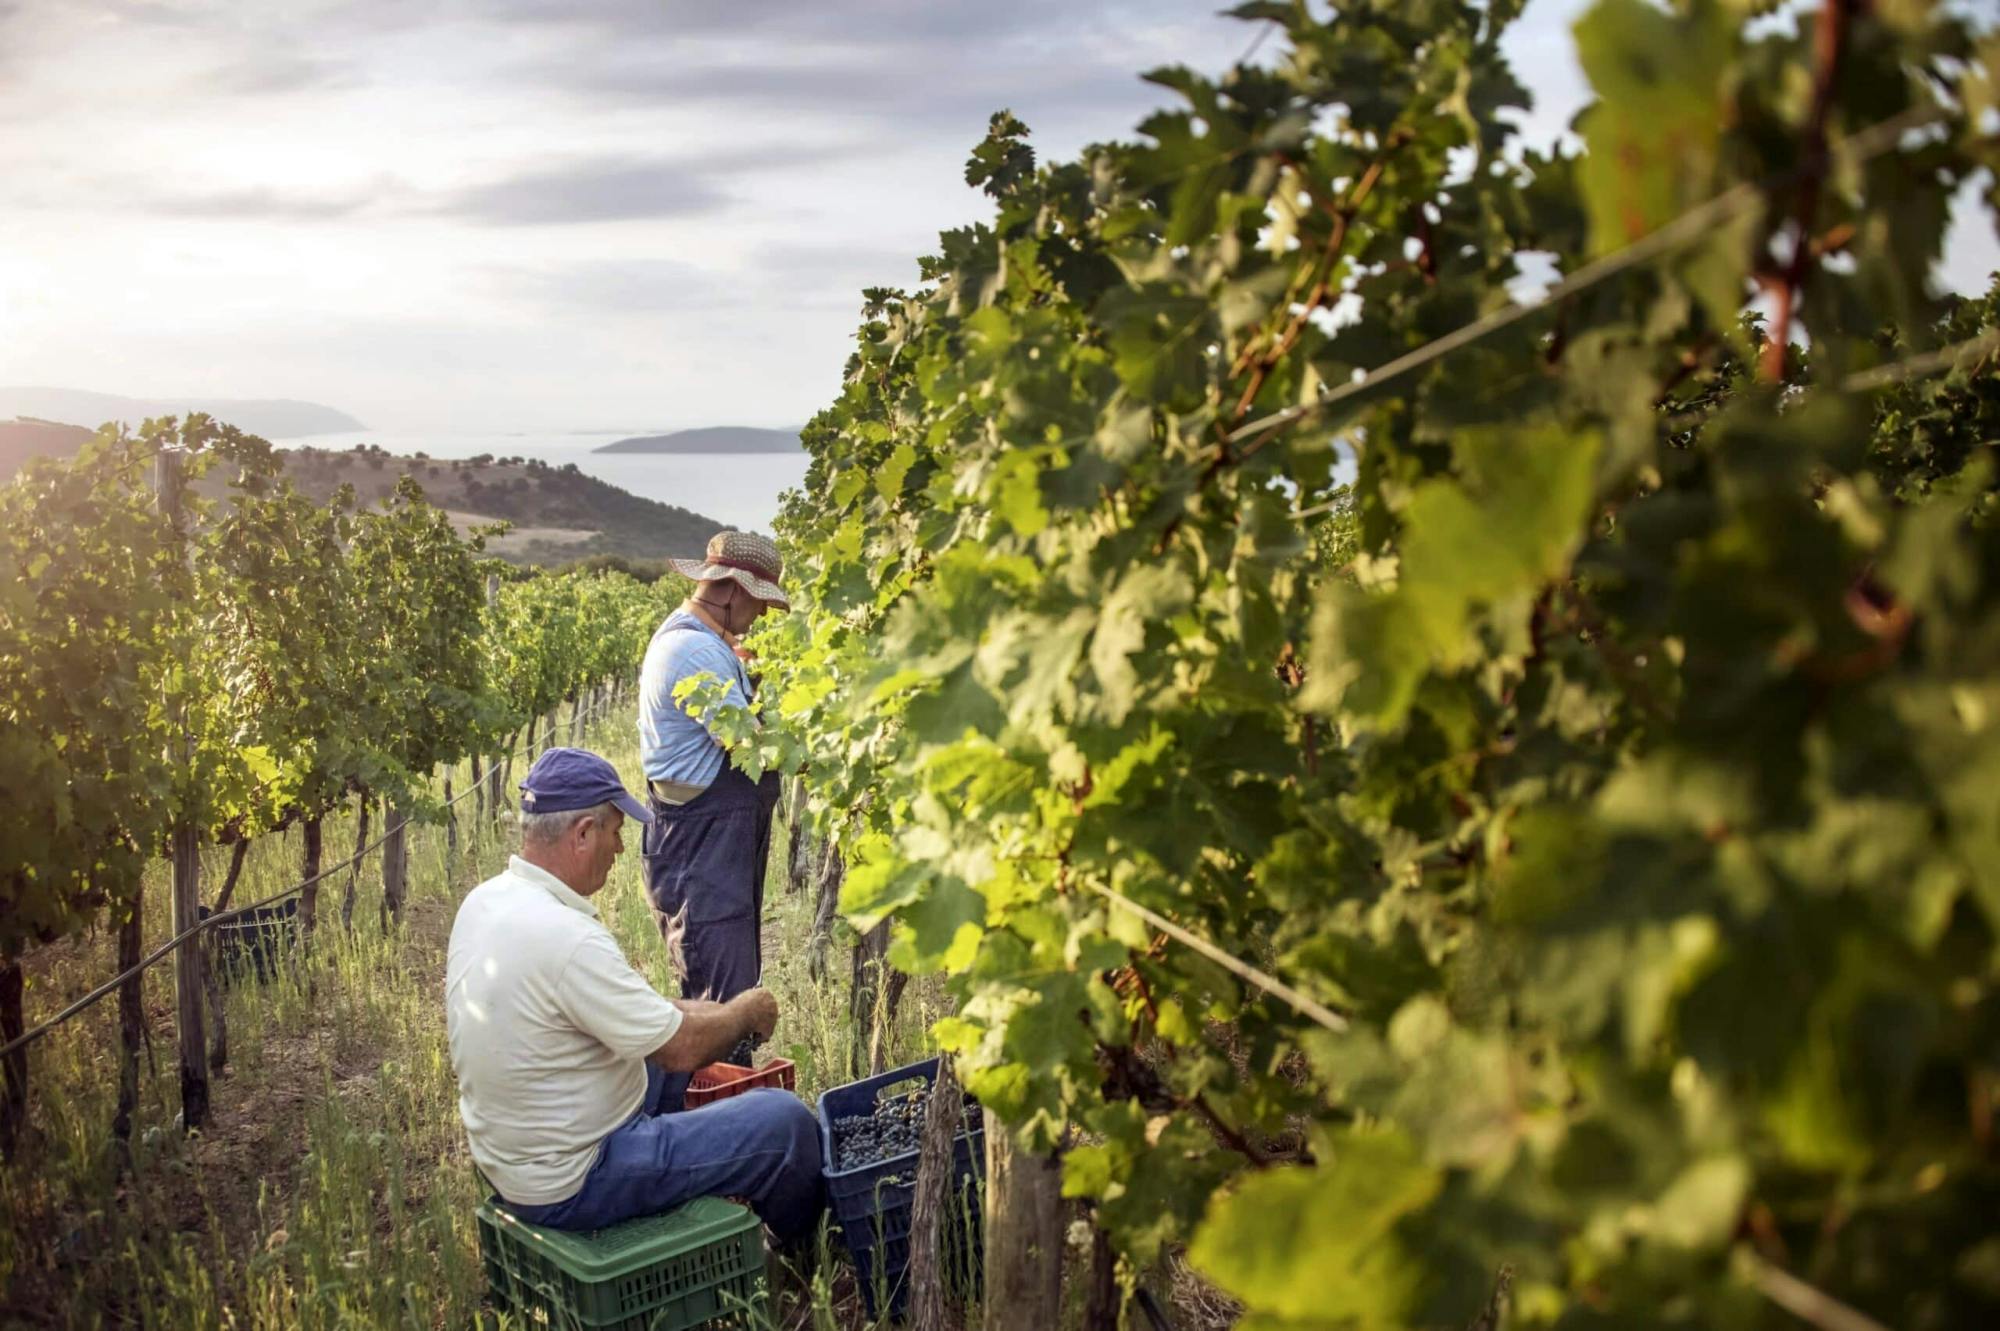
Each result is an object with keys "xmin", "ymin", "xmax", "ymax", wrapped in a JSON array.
[{"xmin": 518, "ymin": 748, "xmax": 653, "ymax": 824}]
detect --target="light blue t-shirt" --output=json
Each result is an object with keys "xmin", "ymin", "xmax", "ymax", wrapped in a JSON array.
[{"xmin": 637, "ymin": 611, "xmax": 753, "ymax": 786}]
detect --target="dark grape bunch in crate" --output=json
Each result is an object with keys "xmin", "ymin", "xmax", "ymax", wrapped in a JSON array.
[{"xmin": 831, "ymin": 1086, "xmax": 984, "ymax": 1171}]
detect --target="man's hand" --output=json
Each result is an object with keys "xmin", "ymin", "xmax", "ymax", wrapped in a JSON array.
[
  {"xmin": 730, "ymin": 987, "xmax": 779, "ymax": 1045},
  {"xmin": 649, "ymin": 986, "xmax": 782, "ymax": 1073}
]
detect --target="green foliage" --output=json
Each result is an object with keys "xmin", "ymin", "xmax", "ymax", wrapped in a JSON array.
[
  {"xmin": 195, "ymin": 448, "xmax": 362, "ymax": 829},
  {"xmin": 487, "ymin": 566, "xmax": 681, "ymax": 748},
  {"xmin": 1, "ymin": 417, "xmax": 680, "ymax": 957},
  {"xmin": 671, "ymin": 672, "xmax": 806, "ymax": 780},
  {"xmin": 760, "ymin": 2, "xmax": 2000, "ymax": 1327},
  {"xmin": 1867, "ymin": 279, "xmax": 2000, "ymax": 498},
  {"xmin": 0, "ymin": 427, "xmax": 177, "ymax": 955},
  {"xmin": 342, "ymin": 476, "xmax": 498, "ymax": 811}
]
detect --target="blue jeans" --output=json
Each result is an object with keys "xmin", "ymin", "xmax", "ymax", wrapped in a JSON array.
[{"xmin": 505, "ymin": 1066, "xmax": 825, "ymax": 1243}]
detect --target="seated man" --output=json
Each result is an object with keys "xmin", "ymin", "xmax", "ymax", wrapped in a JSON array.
[{"xmin": 445, "ymin": 746, "xmax": 824, "ymax": 1239}]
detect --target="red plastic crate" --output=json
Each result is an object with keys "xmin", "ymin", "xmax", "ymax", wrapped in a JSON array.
[{"xmin": 684, "ymin": 1058, "xmax": 797, "ymax": 1108}]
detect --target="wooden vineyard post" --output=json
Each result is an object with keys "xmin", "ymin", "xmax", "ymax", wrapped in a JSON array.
[
  {"xmin": 808, "ymin": 837, "xmax": 842, "ymax": 981},
  {"xmin": 443, "ymin": 768, "xmax": 459, "ymax": 860},
  {"xmin": 848, "ymin": 921, "xmax": 898, "ymax": 1079},
  {"xmin": 205, "ymin": 838, "xmax": 250, "ymax": 1075},
  {"xmin": 983, "ymin": 1125, "xmax": 1064, "ymax": 1331},
  {"xmin": 299, "ymin": 814, "xmax": 324, "ymax": 936},
  {"xmin": 471, "ymin": 755, "xmax": 486, "ymax": 824},
  {"xmin": 909, "ymin": 1054, "xmax": 967, "ymax": 1329},
  {"xmin": 784, "ymin": 776, "xmax": 812, "ymax": 896},
  {"xmin": 0, "ymin": 955, "xmax": 23, "ymax": 1160},
  {"xmin": 381, "ymin": 803, "xmax": 409, "ymax": 928},
  {"xmin": 155, "ymin": 446, "xmax": 209, "ymax": 1131},
  {"xmin": 848, "ymin": 923, "xmax": 888, "ymax": 1079},
  {"xmin": 1085, "ymin": 1225, "xmax": 1120, "ymax": 1331},
  {"xmin": 169, "ymin": 821, "xmax": 208, "ymax": 1129},
  {"xmin": 114, "ymin": 897, "xmax": 144, "ymax": 1150},
  {"xmin": 342, "ymin": 795, "xmax": 370, "ymax": 931},
  {"xmin": 496, "ymin": 732, "xmax": 516, "ymax": 818},
  {"xmin": 203, "ymin": 927, "xmax": 225, "ymax": 1075},
  {"xmin": 483, "ymin": 575, "xmax": 503, "ymax": 823}
]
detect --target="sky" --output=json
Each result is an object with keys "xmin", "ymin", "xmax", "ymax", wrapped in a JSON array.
[{"xmin": 1, "ymin": 0, "xmax": 1994, "ymax": 435}]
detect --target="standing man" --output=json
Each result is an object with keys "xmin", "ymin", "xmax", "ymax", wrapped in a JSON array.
[
  {"xmin": 640, "ymin": 531, "xmax": 789, "ymax": 1004},
  {"xmin": 446, "ymin": 747, "xmax": 822, "ymax": 1239}
]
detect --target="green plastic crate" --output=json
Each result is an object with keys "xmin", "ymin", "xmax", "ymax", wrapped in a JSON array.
[{"xmin": 477, "ymin": 1194, "xmax": 766, "ymax": 1330}]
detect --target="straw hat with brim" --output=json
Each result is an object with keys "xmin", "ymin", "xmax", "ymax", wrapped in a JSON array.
[{"xmin": 671, "ymin": 530, "xmax": 790, "ymax": 608}]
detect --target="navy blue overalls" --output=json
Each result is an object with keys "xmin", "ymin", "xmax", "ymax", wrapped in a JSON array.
[{"xmin": 639, "ymin": 623, "xmax": 782, "ymax": 1003}]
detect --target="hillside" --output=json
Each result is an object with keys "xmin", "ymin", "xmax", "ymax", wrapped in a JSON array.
[
  {"xmin": 0, "ymin": 387, "xmax": 362, "ymax": 439},
  {"xmin": 277, "ymin": 445, "xmax": 724, "ymax": 565},
  {"xmin": 0, "ymin": 417, "xmax": 93, "ymax": 480},
  {"xmin": 596, "ymin": 425, "xmax": 801, "ymax": 454},
  {"xmin": 2, "ymin": 421, "xmax": 726, "ymax": 565}
]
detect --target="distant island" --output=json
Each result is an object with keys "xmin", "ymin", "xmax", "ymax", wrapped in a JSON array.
[
  {"xmin": 596, "ymin": 426, "xmax": 802, "ymax": 455},
  {"xmin": 0, "ymin": 386, "xmax": 363, "ymax": 439},
  {"xmin": 1, "ymin": 416, "xmax": 726, "ymax": 567}
]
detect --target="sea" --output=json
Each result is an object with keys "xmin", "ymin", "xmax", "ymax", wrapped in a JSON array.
[{"xmin": 287, "ymin": 431, "xmax": 811, "ymax": 535}]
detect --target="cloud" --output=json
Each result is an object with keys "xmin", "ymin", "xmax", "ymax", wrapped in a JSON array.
[
  {"xmin": 202, "ymin": 52, "xmax": 363, "ymax": 97},
  {"xmin": 145, "ymin": 183, "xmax": 384, "ymax": 219},
  {"xmin": 492, "ymin": 258, "xmax": 728, "ymax": 314},
  {"xmin": 429, "ymin": 141, "xmax": 866, "ymax": 227},
  {"xmin": 504, "ymin": 0, "xmax": 1253, "ymax": 134},
  {"xmin": 545, "ymin": 52, "xmax": 1165, "ymax": 129},
  {"xmin": 19, "ymin": 142, "xmax": 853, "ymax": 227},
  {"xmin": 4, "ymin": 166, "xmax": 407, "ymax": 221},
  {"xmin": 477, "ymin": 0, "xmax": 1111, "ymax": 46},
  {"xmin": 494, "ymin": 246, "xmax": 933, "ymax": 323},
  {"xmin": 0, "ymin": 0, "xmax": 44, "ymax": 80},
  {"xmin": 432, "ymin": 156, "xmax": 729, "ymax": 226},
  {"xmin": 755, "ymin": 241, "xmax": 929, "ymax": 301}
]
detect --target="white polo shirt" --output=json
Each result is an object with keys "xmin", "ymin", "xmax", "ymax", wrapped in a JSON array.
[{"xmin": 445, "ymin": 855, "xmax": 684, "ymax": 1205}]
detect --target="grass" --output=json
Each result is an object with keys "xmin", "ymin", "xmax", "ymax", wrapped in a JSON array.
[{"xmin": 0, "ymin": 701, "xmax": 945, "ymax": 1329}]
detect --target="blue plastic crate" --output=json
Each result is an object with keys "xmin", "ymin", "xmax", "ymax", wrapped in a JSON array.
[
  {"xmin": 816, "ymin": 1056, "xmax": 985, "ymax": 1319},
  {"xmin": 197, "ymin": 898, "xmax": 297, "ymax": 985}
]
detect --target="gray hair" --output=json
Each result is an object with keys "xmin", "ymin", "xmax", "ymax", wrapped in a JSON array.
[{"xmin": 518, "ymin": 800, "xmax": 617, "ymax": 848}]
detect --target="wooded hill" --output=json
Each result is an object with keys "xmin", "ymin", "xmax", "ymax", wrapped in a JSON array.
[
  {"xmin": 279, "ymin": 445, "xmax": 723, "ymax": 565},
  {"xmin": 0, "ymin": 418, "xmax": 94, "ymax": 480},
  {"xmin": 2, "ymin": 420, "xmax": 724, "ymax": 566}
]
